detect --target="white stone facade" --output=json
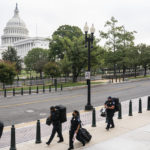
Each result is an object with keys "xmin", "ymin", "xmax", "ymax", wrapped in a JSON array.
[{"xmin": 0, "ymin": 4, "xmax": 49, "ymax": 59}]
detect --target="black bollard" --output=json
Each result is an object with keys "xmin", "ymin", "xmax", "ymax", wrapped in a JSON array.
[
  {"xmin": 118, "ymin": 102, "xmax": 122, "ymax": 119},
  {"xmin": 4, "ymin": 89, "xmax": 7, "ymax": 97},
  {"xmin": 10, "ymin": 125, "xmax": 16, "ymax": 150},
  {"xmin": 13, "ymin": 88, "xmax": 15, "ymax": 96},
  {"xmin": 138, "ymin": 98, "xmax": 142, "ymax": 113},
  {"xmin": 29, "ymin": 87, "xmax": 31, "ymax": 95},
  {"xmin": 21, "ymin": 88, "xmax": 23, "ymax": 96},
  {"xmin": 54, "ymin": 79, "xmax": 57, "ymax": 92},
  {"xmin": 43, "ymin": 85, "xmax": 45, "ymax": 93},
  {"xmin": 129, "ymin": 100, "xmax": 133, "ymax": 116},
  {"xmin": 49, "ymin": 85, "xmax": 51, "ymax": 92},
  {"xmin": 112, "ymin": 78, "xmax": 113, "ymax": 83},
  {"xmin": 61, "ymin": 84, "xmax": 63, "ymax": 91},
  {"xmin": 147, "ymin": 96, "xmax": 150, "ymax": 111},
  {"xmin": 92, "ymin": 108, "xmax": 96, "ymax": 127},
  {"xmin": 35, "ymin": 120, "xmax": 42, "ymax": 144},
  {"xmin": 36, "ymin": 86, "xmax": 39, "ymax": 94}
]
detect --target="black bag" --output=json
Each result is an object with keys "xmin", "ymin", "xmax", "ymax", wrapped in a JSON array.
[
  {"xmin": 46, "ymin": 117, "xmax": 52, "ymax": 126},
  {"xmin": 100, "ymin": 108, "xmax": 106, "ymax": 117},
  {"xmin": 112, "ymin": 97, "xmax": 120, "ymax": 112},
  {"xmin": 0, "ymin": 121, "xmax": 4, "ymax": 138},
  {"xmin": 77, "ymin": 128, "xmax": 92, "ymax": 143},
  {"xmin": 55, "ymin": 105, "xmax": 67, "ymax": 123}
]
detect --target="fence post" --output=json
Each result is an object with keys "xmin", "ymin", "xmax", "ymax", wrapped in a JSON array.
[
  {"xmin": 92, "ymin": 108, "xmax": 96, "ymax": 127},
  {"xmin": 147, "ymin": 96, "xmax": 150, "ymax": 110},
  {"xmin": 138, "ymin": 98, "xmax": 142, "ymax": 113},
  {"xmin": 49, "ymin": 85, "xmax": 51, "ymax": 92},
  {"xmin": 36, "ymin": 86, "xmax": 39, "ymax": 94},
  {"xmin": 43, "ymin": 84, "xmax": 45, "ymax": 93},
  {"xmin": 118, "ymin": 102, "xmax": 122, "ymax": 119},
  {"xmin": 10, "ymin": 125, "xmax": 16, "ymax": 150},
  {"xmin": 21, "ymin": 88, "xmax": 23, "ymax": 96},
  {"xmin": 29, "ymin": 86, "xmax": 31, "ymax": 95},
  {"xmin": 129, "ymin": 100, "xmax": 133, "ymax": 116},
  {"xmin": 13, "ymin": 88, "xmax": 15, "ymax": 96},
  {"xmin": 61, "ymin": 84, "xmax": 63, "ymax": 91},
  {"xmin": 35, "ymin": 120, "xmax": 42, "ymax": 144},
  {"xmin": 4, "ymin": 89, "xmax": 6, "ymax": 97},
  {"xmin": 54, "ymin": 79, "xmax": 57, "ymax": 92}
]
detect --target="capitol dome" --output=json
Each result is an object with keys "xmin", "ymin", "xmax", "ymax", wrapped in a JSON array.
[{"xmin": 1, "ymin": 4, "xmax": 29, "ymax": 46}]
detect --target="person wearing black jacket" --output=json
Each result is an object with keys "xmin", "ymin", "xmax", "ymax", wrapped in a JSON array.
[
  {"xmin": 46, "ymin": 106, "xmax": 64, "ymax": 145},
  {"xmin": 104, "ymin": 96, "xmax": 115, "ymax": 131},
  {"xmin": 68, "ymin": 110, "xmax": 85, "ymax": 150}
]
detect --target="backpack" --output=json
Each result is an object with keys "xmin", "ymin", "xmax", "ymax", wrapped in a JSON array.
[
  {"xmin": 55, "ymin": 105, "xmax": 67, "ymax": 123},
  {"xmin": 112, "ymin": 98, "xmax": 120, "ymax": 112}
]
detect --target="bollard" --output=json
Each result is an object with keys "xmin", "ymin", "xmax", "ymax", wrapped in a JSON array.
[
  {"xmin": 49, "ymin": 85, "xmax": 51, "ymax": 92},
  {"xmin": 138, "ymin": 98, "xmax": 142, "ymax": 113},
  {"xmin": 54, "ymin": 79, "xmax": 57, "ymax": 92},
  {"xmin": 115, "ymin": 76, "xmax": 117, "ymax": 83},
  {"xmin": 13, "ymin": 88, "xmax": 15, "ymax": 96},
  {"xmin": 10, "ymin": 125, "xmax": 16, "ymax": 150},
  {"xmin": 21, "ymin": 88, "xmax": 23, "ymax": 96},
  {"xmin": 112, "ymin": 78, "xmax": 113, "ymax": 83},
  {"xmin": 118, "ymin": 102, "xmax": 122, "ymax": 119},
  {"xmin": 92, "ymin": 108, "xmax": 96, "ymax": 127},
  {"xmin": 35, "ymin": 120, "xmax": 42, "ymax": 144},
  {"xmin": 129, "ymin": 100, "xmax": 133, "ymax": 116},
  {"xmin": 147, "ymin": 96, "xmax": 150, "ymax": 111},
  {"xmin": 29, "ymin": 87, "xmax": 31, "ymax": 95},
  {"xmin": 4, "ymin": 89, "xmax": 7, "ymax": 97},
  {"xmin": 61, "ymin": 84, "xmax": 63, "ymax": 91},
  {"xmin": 43, "ymin": 85, "xmax": 45, "ymax": 93},
  {"xmin": 36, "ymin": 86, "xmax": 39, "ymax": 94}
]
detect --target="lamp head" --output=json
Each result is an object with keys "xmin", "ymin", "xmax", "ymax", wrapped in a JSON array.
[
  {"xmin": 90, "ymin": 24, "xmax": 95, "ymax": 34},
  {"xmin": 84, "ymin": 22, "xmax": 89, "ymax": 33}
]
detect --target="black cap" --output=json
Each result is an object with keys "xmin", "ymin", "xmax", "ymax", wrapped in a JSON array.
[{"xmin": 108, "ymin": 96, "xmax": 112, "ymax": 99}]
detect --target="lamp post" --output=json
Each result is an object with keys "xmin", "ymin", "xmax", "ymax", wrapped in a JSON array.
[{"xmin": 84, "ymin": 22, "xmax": 95, "ymax": 111}]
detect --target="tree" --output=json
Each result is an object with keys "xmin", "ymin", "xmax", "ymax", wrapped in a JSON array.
[
  {"xmin": 24, "ymin": 48, "xmax": 49, "ymax": 78},
  {"xmin": 43, "ymin": 62, "xmax": 60, "ymax": 79},
  {"xmin": 0, "ymin": 61, "xmax": 16, "ymax": 88},
  {"xmin": 138, "ymin": 44, "xmax": 150, "ymax": 76},
  {"xmin": 2, "ymin": 46, "xmax": 22, "ymax": 76},
  {"xmin": 100, "ymin": 17, "xmax": 124, "ymax": 76}
]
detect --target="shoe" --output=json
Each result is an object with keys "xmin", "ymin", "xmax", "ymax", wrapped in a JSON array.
[
  {"xmin": 106, "ymin": 127, "xmax": 109, "ymax": 131},
  {"xmin": 57, "ymin": 139, "xmax": 64, "ymax": 143},
  {"xmin": 68, "ymin": 147, "xmax": 74, "ymax": 150},
  {"xmin": 110, "ymin": 126, "xmax": 115, "ymax": 128},
  {"xmin": 46, "ymin": 141, "xmax": 50, "ymax": 145}
]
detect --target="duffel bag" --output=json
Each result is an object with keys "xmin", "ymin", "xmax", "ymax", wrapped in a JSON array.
[{"xmin": 46, "ymin": 117, "xmax": 52, "ymax": 126}]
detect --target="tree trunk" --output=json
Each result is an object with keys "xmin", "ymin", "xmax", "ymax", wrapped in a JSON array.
[
  {"xmin": 134, "ymin": 67, "xmax": 137, "ymax": 78},
  {"xmin": 144, "ymin": 66, "xmax": 147, "ymax": 77},
  {"xmin": 72, "ymin": 75, "xmax": 78, "ymax": 82},
  {"xmin": 40, "ymin": 72, "xmax": 42, "ymax": 79}
]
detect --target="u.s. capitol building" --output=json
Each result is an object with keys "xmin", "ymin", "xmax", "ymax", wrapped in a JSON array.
[{"xmin": 0, "ymin": 4, "xmax": 49, "ymax": 59}]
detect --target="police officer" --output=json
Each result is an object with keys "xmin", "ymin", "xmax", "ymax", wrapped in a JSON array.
[
  {"xmin": 104, "ymin": 96, "xmax": 115, "ymax": 131},
  {"xmin": 46, "ymin": 106, "xmax": 64, "ymax": 145},
  {"xmin": 68, "ymin": 110, "xmax": 85, "ymax": 150}
]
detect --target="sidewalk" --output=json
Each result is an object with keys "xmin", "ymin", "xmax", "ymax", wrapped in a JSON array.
[{"xmin": 1, "ymin": 107, "xmax": 150, "ymax": 149}]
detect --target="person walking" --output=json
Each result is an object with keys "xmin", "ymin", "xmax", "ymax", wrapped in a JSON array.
[
  {"xmin": 46, "ymin": 106, "xmax": 64, "ymax": 145},
  {"xmin": 104, "ymin": 96, "xmax": 115, "ymax": 131},
  {"xmin": 68, "ymin": 110, "xmax": 85, "ymax": 150}
]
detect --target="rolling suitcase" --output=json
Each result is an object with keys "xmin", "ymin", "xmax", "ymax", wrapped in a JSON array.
[{"xmin": 77, "ymin": 128, "xmax": 92, "ymax": 143}]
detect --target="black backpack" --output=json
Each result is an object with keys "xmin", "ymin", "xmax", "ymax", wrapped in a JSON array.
[
  {"xmin": 112, "ymin": 98, "xmax": 120, "ymax": 112},
  {"xmin": 55, "ymin": 105, "xmax": 67, "ymax": 123}
]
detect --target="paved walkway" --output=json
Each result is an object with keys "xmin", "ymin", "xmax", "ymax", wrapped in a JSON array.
[{"xmin": 0, "ymin": 95, "xmax": 149, "ymax": 150}]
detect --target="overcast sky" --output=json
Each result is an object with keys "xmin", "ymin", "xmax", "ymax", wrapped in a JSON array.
[{"xmin": 0, "ymin": 0, "xmax": 150, "ymax": 45}]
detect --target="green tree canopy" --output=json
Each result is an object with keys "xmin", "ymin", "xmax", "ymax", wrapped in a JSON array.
[
  {"xmin": 0, "ymin": 61, "xmax": 16, "ymax": 87},
  {"xmin": 24, "ymin": 48, "xmax": 49, "ymax": 78},
  {"xmin": 2, "ymin": 46, "xmax": 22, "ymax": 75}
]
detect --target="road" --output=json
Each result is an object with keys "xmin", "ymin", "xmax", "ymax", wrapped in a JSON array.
[{"xmin": 0, "ymin": 79, "xmax": 150, "ymax": 126}]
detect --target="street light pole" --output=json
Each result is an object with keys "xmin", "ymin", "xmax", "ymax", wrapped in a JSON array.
[{"xmin": 84, "ymin": 23, "xmax": 95, "ymax": 111}]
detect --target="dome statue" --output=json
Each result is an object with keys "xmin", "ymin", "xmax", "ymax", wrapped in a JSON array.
[{"xmin": 1, "ymin": 3, "xmax": 29, "ymax": 46}]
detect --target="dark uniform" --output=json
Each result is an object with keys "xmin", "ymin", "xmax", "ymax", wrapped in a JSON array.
[
  {"xmin": 46, "ymin": 110, "xmax": 63, "ymax": 144},
  {"xmin": 105, "ymin": 100, "xmax": 115, "ymax": 129},
  {"xmin": 69, "ymin": 116, "xmax": 85, "ymax": 149}
]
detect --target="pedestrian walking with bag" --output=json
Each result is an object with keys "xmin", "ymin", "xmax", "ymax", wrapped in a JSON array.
[
  {"xmin": 46, "ymin": 106, "xmax": 64, "ymax": 146},
  {"xmin": 104, "ymin": 96, "xmax": 115, "ymax": 131},
  {"xmin": 68, "ymin": 110, "xmax": 85, "ymax": 150}
]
